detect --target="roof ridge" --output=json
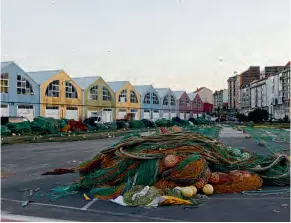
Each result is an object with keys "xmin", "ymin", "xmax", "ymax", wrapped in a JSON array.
[{"xmin": 27, "ymin": 69, "xmax": 63, "ymax": 73}]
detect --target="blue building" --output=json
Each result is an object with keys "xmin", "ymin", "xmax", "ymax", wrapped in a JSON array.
[
  {"xmin": 1, "ymin": 61, "xmax": 40, "ymax": 121},
  {"xmin": 134, "ymin": 85, "xmax": 161, "ymax": 120},
  {"xmin": 155, "ymin": 88, "xmax": 178, "ymax": 119}
]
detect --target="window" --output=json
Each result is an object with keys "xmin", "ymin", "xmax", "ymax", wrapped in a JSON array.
[
  {"xmin": 163, "ymin": 95, "xmax": 169, "ymax": 105},
  {"xmin": 89, "ymin": 85, "xmax": 98, "ymax": 100},
  {"xmin": 179, "ymin": 98, "xmax": 185, "ymax": 106},
  {"xmin": 46, "ymin": 80, "xmax": 59, "ymax": 97},
  {"xmin": 102, "ymin": 86, "xmax": 112, "ymax": 101},
  {"xmin": 153, "ymin": 93, "xmax": 159, "ymax": 104},
  {"xmin": 17, "ymin": 75, "xmax": 34, "ymax": 95},
  {"xmin": 46, "ymin": 106, "xmax": 59, "ymax": 109},
  {"xmin": 144, "ymin": 92, "xmax": 150, "ymax": 104},
  {"xmin": 185, "ymin": 98, "xmax": 190, "ymax": 107},
  {"xmin": 130, "ymin": 90, "xmax": 138, "ymax": 103},
  {"xmin": 170, "ymin": 95, "xmax": 176, "ymax": 106},
  {"xmin": 0, "ymin": 73, "xmax": 9, "ymax": 93},
  {"xmin": 18, "ymin": 105, "xmax": 33, "ymax": 109},
  {"xmin": 66, "ymin": 107, "xmax": 78, "ymax": 110},
  {"xmin": 65, "ymin": 82, "xmax": 78, "ymax": 98},
  {"xmin": 119, "ymin": 89, "xmax": 127, "ymax": 102}
]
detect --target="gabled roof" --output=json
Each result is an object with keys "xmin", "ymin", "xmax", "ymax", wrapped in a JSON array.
[
  {"xmin": 285, "ymin": 61, "xmax": 291, "ymax": 68},
  {"xmin": 187, "ymin": 92, "xmax": 197, "ymax": 101},
  {"xmin": 172, "ymin": 91, "xmax": 185, "ymax": 99},
  {"xmin": 194, "ymin": 87, "xmax": 205, "ymax": 93},
  {"xmin": 155, "ymin": 88, "xmax": 170, "ymax": 98},
  {"xmin": 1, "ymin": 61, "xmax": 13, "ymax": 69},
  {"xmin": 72, "ymin": 76, "xmax": 101, "ymax": 90},
  {"xmin": 107, "ymin": 81, "xmax": 129, "ymax": 93},
  {"xmin": 27, "ymin": 70, "xmax": 63, "ymax": 85},
  {"xmin": 134, "ymin": 85, "xmax": 152, "ymax": 95}
]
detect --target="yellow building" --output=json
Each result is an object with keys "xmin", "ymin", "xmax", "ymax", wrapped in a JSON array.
[
  {"xmin": 72, "ymin": 76, "xmax": 116, "ymax": 122},
  {"xmin": 27, "ymin": 70, "xmax": 82, "ymax": 120},
  {"xmin": 107, "ymin": 81, "xmax": 141, "ymax": 120}
]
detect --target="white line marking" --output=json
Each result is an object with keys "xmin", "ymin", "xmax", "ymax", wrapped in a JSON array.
[
  {"xmin": 81, "ymin": 198, "xmax": 98, "ymax": 210},
  {"xmin": 1, "ymin": 211, "xmax": 71, "ymax": 222},
  {"xmin": 1, "ymin": 198, "xmax": 179, "ymax": 221}
]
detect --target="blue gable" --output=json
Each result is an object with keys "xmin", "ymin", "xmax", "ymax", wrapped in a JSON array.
[{"xmin": 1, "ymin": 62, "xmax": 40, "ymax": 118}]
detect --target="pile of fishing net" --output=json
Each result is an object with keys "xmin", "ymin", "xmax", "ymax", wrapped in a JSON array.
[
  {"xmin": 1, "ymin": 125, "xmax": 11, "ymax": 136},
  {"xmin": 41, "ymin": 131, "xmax": 289, "ymax": 206},
  {"xmin": 67, "ymin": 120, "xmax": 88, "ymax": 132},
  {"xmin": 5, "ymin": 121, "xmax": 31, "ymax": 135},
  {"xmin": 128, "ymin": 120, "xmax": 146, "ymax": 129},
  {"xmin": 141, "ymin": 119, "xmax": 156, "ymax": 128},
  {"xmin": 155, "ymin": 118, "xmax": 174, "ymax": 127},
  {"xmin": 172, "ymin": 117, "xmax": 193, "ymax": 127},
  {"xmin": 189, "ymin": 117, "xmax": 212, "ymax": 125},
  {"xmin": 30, "ymin": 116, "xmax": 61, "ymax": 134},
  {"xmin": 116, "ymin": 121, "xmax": 129, "ymax": 129}
]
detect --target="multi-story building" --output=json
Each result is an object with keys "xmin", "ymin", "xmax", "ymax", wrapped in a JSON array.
[
  {"xmin": 227, "ymin": 76, "xmax": 236, "ymax": 109},
  {"xmin": 241, "ymin": 66, "xmax": 260, "ymax": 86},
  {"xmin": 261, "ymin": 66, "xmax": 285, "ymax": 79},
  {"xmin": 240, "ymin": 84, "xmax": 251, "ymax": 115},
  {"xmin": 187, "ymin": 92, "xmax": 204, "ymax": 118},
  {"xmin": 250, "ymin": 79, "xmax": 267, "ymax": 111},
  {"xmin": 235, "ymin": 75, "xmax": 242, "ymax": 110},
  {"xmin": 281, "ymin": 61, "xmax": 290, "ymax": 116},
  {"xmin": 266, "ymin": 74, "xmax": 284, "ymax": 119},
  {"xmin": 213, "ymin": 90, "xmax": 224, "ymax": 110},
  {"xmin": 222, "ymin": 89, "xmax": 228, "ymax": 109}
]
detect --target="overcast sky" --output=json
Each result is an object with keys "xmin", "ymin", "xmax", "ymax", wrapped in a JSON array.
[{"xmin": 1, "ymin": 0, "xmax": 290, "ymax": 92}]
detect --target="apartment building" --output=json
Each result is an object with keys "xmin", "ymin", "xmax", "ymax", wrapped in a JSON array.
[{"xmin": 240, "ymin": 84, "xmax": 251, "ymax": 115}]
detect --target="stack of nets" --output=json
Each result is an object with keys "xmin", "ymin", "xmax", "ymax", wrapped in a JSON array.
[
  {"xmin": 141, "ymin": 119, "xmax": 156, "ymax": 128},
  {"xmin": 5, "ymin": 121, "xmax": 31, "ymax": 135},
  {"xmin": 42, "ymin": 131, "xmax": 289, "ymax": 202},
  {"xmin": 68, "ymin": 120, "xmax": 88, "ymax": 132},
  {"xmin": 128, "ymin": 120, "xmax": 146, "ymax": 129},
  {"xmin": 155, "ymin": 118, "xmax": 174, "ymax": 127},
  {"xmin": 116, "ymin": 121, "xmax": 129, "ymax": 129},
  {"xmin": 1, "ymin": 125, "xmax": 11, "ymax": 136},
  {"xmin": 30, "ymin": 116, "xmax": 61, "ymax": 134},
  {"xmin": 189, "ymin": 117, "xmax": 212, "ymax": 125}
]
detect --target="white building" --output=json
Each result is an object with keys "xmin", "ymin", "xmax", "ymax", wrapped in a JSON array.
[
  {"xmin": 250, "ymin": 79, "xmax": 267, "ymax": 110},
  {"xmin": 266, "ymin": 74, "xmax": 285, "ymax": 119}
]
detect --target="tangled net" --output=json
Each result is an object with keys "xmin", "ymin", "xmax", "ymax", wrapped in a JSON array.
[{"xmin": 42, "ymin": 130, "xmax": 290, "ymax": 202}]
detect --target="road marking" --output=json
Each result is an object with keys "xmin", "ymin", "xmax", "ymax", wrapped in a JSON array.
[
  {"xmin": 1, "ymin": 198, "xmax": 179, "ymax": 222},
  {"xmin": 81, "ymin": 198, "xmax": 98, "ymax": 210},
  {"xmin": 1, "ymin": 211, "xmax": 71, "ymax": 222}
]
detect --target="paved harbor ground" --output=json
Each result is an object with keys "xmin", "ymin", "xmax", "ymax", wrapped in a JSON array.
[{"xmin": 1, "ymin": 127, "xmax": 290, "ymax": 222}]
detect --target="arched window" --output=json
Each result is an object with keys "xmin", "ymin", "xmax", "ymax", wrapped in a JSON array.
[
  {"xmin": 179, "ymin": 98, "xmax": 185, "ymax": 106},
  {"xmin": 119, "ymin": 89, "xmax": 127, "ymax": 102},
  {"xmin": 65, "ymin": 82, "xmax": 78, "ymax": 98},
  {"xmin": 163, "ymin": 95, "xmax": 169, "ymax": 105},
  {"xmin": 153, "ymin": 93, "xmax": 159, "ymax": 104},
  {"xmin": 46, "ymin": 80, "xmax": 59, "ymax": 97},
  {"xmin": 130, "ymin": 90, "xmax": 138, "ymax": 103},
  {"xmin": 17, "ymin": 75, "xmax": 34, "ymax": 95},
  {"xmin": 144, "ymin": 92, "xmax": 150, "ymax": 104},
  {"xmin": 89, "ymin": 85, "xmax": 98, "ymax": 100},
  {"xmin": 102, "ymin": 86, "xmax": 112, "ymax": 101},
  {"xmin": 170, "ymin": 95, "xmax": 176, "ymax": 106}
]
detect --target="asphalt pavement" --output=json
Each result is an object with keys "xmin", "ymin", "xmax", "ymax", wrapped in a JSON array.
[{"xmin": 1, "ymin": 128, "xmax": 290, "ymax": 222}]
